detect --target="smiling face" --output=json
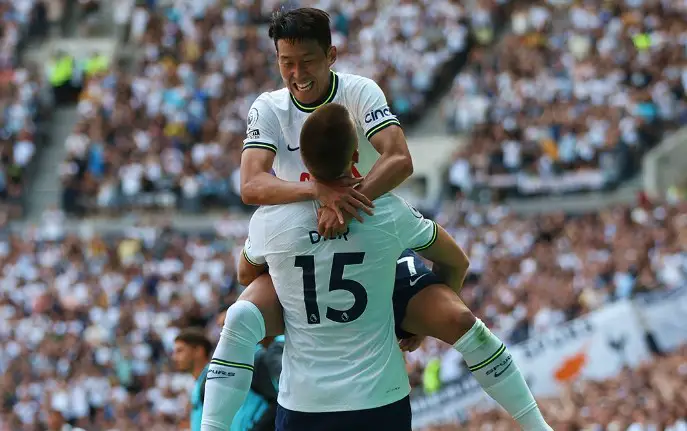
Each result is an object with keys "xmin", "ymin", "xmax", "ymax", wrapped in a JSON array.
[{"xmin": 277, "ymin": 38, "xmax": 336, "ymax": 105}]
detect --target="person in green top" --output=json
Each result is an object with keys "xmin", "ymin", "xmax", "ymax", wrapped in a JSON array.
[
  {"xmin": 174, "ymin": 325, "xmax": 284, "ymax": 431},
  {"xmin": 174, "ymin": 328, "xmax": 213, "ymax": 431}
]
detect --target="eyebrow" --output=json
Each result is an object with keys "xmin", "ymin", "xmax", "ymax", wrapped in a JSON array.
[{"xmin": 279, "ymin": 52, "xmax": 317, "ymax": 60}]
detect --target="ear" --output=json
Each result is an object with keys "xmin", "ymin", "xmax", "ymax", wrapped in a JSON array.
[{"xmin": 327, "ymin": 46, "xmax": 337, "ymax": 67}]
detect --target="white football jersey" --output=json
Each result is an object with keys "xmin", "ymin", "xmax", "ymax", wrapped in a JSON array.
[
  {"xmin": 242, "ymin": 71, "xmax": 401, "ymax": 182},
  {"xmin": 243, "ymin": 194, "xmax": 438, "ymax": 413}
]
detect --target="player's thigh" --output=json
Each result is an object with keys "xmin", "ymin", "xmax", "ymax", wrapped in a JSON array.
[
  {"xmin": 238, "ymin": 273, "xmax": 284, "ymax": 337},
  {"xmin": 403, "ymin": 283, "xmax": 476, "ymax": 345},
  {"xmin": 276, "ymin": 397, "xmax": 411, "ymax": 431},
  {"xmin": 392, "ymin": 250, "xmax": 442, "ymax": 339}
]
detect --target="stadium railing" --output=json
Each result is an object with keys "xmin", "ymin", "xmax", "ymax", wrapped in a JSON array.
[{"xmin": 643, "ymin": 127, "xmax": 687, "ymax": 201}]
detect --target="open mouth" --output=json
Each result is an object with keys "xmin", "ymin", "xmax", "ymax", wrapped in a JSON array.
[{"xmin": 294, "ymin": 81, "xmax": 314, "ymax": 92}]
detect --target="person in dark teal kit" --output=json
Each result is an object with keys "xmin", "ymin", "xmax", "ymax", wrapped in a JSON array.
[
  {"xmin": 174, "ymin": 323, "xmax": 283, "ymax": 431},
  {"xmin": 173, "ymin": 328, "xmax": 213, "ymax": 431},
  {"xmin": 229, "ymin": 335, "xmax": 284, "ymax": 431}
]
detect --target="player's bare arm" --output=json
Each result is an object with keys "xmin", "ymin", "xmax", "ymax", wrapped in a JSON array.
[
  {"xmin": 240, "ymin": 148, "xmax": 315, "ymax": 205},
  {"xmin": 240, "ymin": 148, "xmax": 373, "ymax": 218},
  {"xmin": 357, "ymin": 125, "xmax": 413, "ymax": 201},
  {"xmin": 417, "ymin": 225, "xmax": 470, "ymax": 294},
  {"xmin": 318, "ymin": 124, "xmax": 413, "ymax": 237}
]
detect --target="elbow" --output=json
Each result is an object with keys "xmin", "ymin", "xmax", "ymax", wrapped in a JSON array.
[
  {"xmin": 240, "ymin": 181, "xmax": 260, "ymax": 205},
  {"xmin": 237, "ymin": 271, "xmax": 254, "ymax": 287},
  {"xmin": 237, "ymin": 265, "xmax": 256, "ymax": 286},
  {"xmin": 397, "ymin": 153, "xmax": 414, "ymax": 179},
  {"xmin": 461, "ymin": 259, "xmax": 470, "ymax": 275},
  {"xmin": 459, "ymin": 251, "xmax": 470, "ymax": 273}
]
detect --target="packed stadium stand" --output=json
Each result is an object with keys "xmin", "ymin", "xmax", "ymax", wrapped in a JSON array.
[
  {"xmin": 59, "ymin": 0, "xmax": 495, "ymax": 215},
  {"xmin": 2, "ymin": 0, "xmax": 687, "ymax": 430},
  {"xmin": 443, "ymin": 0, "xmax": 687, "ymax": 199},
  {"xmin": 0, "ymin": 0, "xmax": 51, "ymax": 220}
]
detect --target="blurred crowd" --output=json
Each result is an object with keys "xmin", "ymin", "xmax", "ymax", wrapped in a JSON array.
[
  {"xmin": 0, "ymin": 214, "xmax": 248, "ymax": 430},
  {"xmin": 405, "ymin": 198, "xmax": 687, "ymax": 388},
  {"xmin": 2, "ymin": 196, "xmax": 685, "ymax": 429},
  {"xmin": 445, "ymin": 0, "xmax": 687, "ymax": 199},
  {"xmin": 5, "ymin": 0, "xmax": 687, "ymax": 430},
  {"xmin": 421, "ymin": 345, "xmax": 687, "ymax": 431},
  {"xmin": 0, "ymin": 0, "xmax": 51, "ymax": 220},
  {"xmin": 59, "ymin": 0, "xmax": 497, "ymax": 215}
]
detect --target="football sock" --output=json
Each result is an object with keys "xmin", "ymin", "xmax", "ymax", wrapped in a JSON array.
[
  {"xmin": 453, "ymin": 319, "xmax": 552, "ymax": 430},
  {"xmin": 201, "ymin": 300, "xmax": 266, "ymax": 431}
]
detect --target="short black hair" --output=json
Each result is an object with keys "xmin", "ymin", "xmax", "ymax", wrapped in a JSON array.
[
  {"xmin": 300, "ymin": 103, "xmax": 357, "ymax": 182},
  {"xmin": 175, "ymin": 328, "xmax": 213, "ymax": 358},
  {"xmin": 268, "ymin": 7, "xmax": 332, "ymax": 52}
]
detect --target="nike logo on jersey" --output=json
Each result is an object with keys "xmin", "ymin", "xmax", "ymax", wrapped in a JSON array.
[
  {"xmin": 408, "ymin": 273, "xmax": 428, "ymax": 287},
  {"xmin": 287, "ymin": 145, "xmax": 300, "ymax": 151}
]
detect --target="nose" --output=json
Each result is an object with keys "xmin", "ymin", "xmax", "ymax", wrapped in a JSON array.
[{"xmin": 292, "ymin": 62, "xmax": 307, "ymax": 81}]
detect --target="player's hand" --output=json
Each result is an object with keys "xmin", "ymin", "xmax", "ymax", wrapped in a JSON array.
[
  {"xmin": 313, "ymin": 178, "xmax": 374, "ymax": 224},
  {"xmin": 399, "ymin": 335, "xmax": 425, "ymax": 353},
  {"xmin": 317, "ymin": 207, "xmax": 350, "ymax": 237}
]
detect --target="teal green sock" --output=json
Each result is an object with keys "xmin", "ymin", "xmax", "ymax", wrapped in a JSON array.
[{"xmin": 453, "ymin": 319, "xmax": 552, "ymax": 430}]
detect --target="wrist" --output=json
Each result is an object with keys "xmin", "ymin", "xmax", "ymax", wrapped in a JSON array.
[{"xmin": 304, "ymin": 180, "xmax": 318, "ymax": 201}]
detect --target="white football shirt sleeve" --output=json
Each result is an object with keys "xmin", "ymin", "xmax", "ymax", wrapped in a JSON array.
[
  {"xmin": 391, "ymin": 195, "xmax": 438, "ymax": 252},
  {"xmin": 349, "ymin": 77, "xmax": 401, "ymax": 141},
  {"xmin": 243, "ymin": 94, "xmax": 281, "ymax": 154},
  {"xmin": 243, "ymin": 211, "xmax": 268, "ymax": 266}
]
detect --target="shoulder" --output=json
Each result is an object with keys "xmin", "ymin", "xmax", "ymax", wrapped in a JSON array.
[
  {"xmin": 249, "ymin": 89, "xmax": 292, "ymax": 120},
  {"xmin": 249, "ymin": 203, "xmax": 318, "ymax": 239},
  {"xmin": 254, "ymin": 88, "xmax": 291, "ymax": 106},
  {"xmin": 338, "ymin": 72, "xmax": 376, "ymax": 88},
  {"xmin": 373, "ymin": 193, "xmax": 424, "ymax": 224},
  {"xmin": 353, "ymin": 193, "xmax": 405, "ymax": 230},
  {"xmin": 339, "ymin": 72, "xmax": 382, "ymax": 97}
]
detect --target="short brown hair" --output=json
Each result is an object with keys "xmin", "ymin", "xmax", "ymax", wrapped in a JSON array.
[
  {"xmin": 175, "ymin": 328, "xmax": 213, "ymax": 358},
  {"xmin": 300, "ymin": 103, "xmax": 357, "ymax": 182}
]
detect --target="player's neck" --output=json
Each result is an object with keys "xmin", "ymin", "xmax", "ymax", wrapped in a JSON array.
[{"xmin": 192, "ymin": 361, "xmax": 207, "ymax": 379}]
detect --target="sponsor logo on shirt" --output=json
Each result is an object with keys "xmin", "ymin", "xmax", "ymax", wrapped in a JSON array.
[
  {"xmin": 247, "ymin": 129, "xmax": 260, "ymax": 139},
  {"xmin": 364, "ymin": 106, "xmax": 392, "ymax": 124}
]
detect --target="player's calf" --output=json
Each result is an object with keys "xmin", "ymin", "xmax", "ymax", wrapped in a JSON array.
[
  {"xmin": 404, "ymin": 285, "xmax": 552, "ymax": 431},
  {"xmin": 201, "ymin": 300, "xmax": 266, "ymax": 431}
]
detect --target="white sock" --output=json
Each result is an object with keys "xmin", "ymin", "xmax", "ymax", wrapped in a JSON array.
[
  {"xmin": 453, "ymin": 319, "xmax": 552, "ymax": 431},
  {"xmin": 201, "ymin": 300, "xmax": 266, "ymax": 431}
]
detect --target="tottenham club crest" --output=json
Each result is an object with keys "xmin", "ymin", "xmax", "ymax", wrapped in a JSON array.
[{"xmin": 247, "ymin": 108, "xmax": 259, "ymax": 128}]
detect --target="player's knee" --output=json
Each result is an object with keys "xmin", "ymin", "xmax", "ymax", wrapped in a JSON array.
[
  {"xmin": 433, "ymin": 298, "xmax": 476, "ymax": 344},
  {"xmin": 445, "ymin": 305, "xmax": 476, "ymax": 337},
  {"xmin": 221, "ymin": 300, "xmax": 266, "ymax": 344},
  {"xmin": 237, "ymin": 274, "xmax": 284, "ymax": 336}
]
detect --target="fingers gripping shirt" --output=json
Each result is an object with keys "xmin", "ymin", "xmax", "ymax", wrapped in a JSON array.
[
  {"xmin": 241, "ymin": 194, "xmax": 437, "ymax": 413},
  {"xmin": 241, "ymin": 72, "xmax": 401, "ymax": 182}
]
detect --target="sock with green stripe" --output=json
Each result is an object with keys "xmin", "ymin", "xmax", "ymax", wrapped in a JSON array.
[
  {"xmin": 453, "ymin": 319, "xmax": 552, "ymax": 430},
  {"xmin": 201, "ymin": 300, "xmax": 266, "ymax": 431}
]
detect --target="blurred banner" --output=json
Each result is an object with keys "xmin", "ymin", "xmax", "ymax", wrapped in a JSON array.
[
  {"xmin": 635, "ymin": 286, "xmax": 687, "ymax": 353},
  {"xmin": 411, "ymin": 291, "xmax": 687, "ymax": 429}
]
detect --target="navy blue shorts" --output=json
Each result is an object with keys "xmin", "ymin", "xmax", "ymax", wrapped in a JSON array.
[
  {"xmin": 275, "ymin": 396, "xmax": 411, "ymax": 431},
  {"xmin": 392, "ymin": 249, "xmax": 442, "ymax": 339}
]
